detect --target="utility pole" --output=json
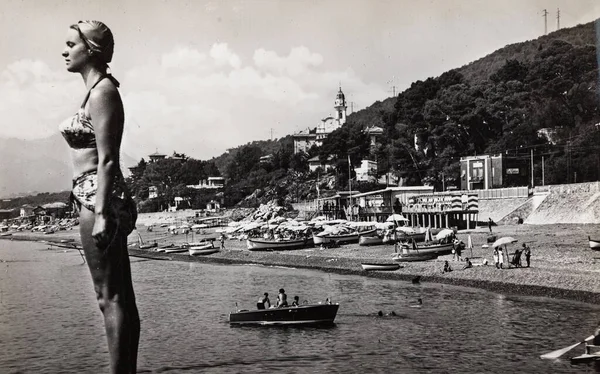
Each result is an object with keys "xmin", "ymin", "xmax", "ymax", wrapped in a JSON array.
[
  {"xmin": 543, "ymin": 9, "xmax": 548, "ymax": 35},
  {"xmin": 542, "ymin": 155, "xmax": 545, "ymax": 186},
  {"xmin": 556, "ymin": 8, "xmax": 560, "ymax": 30},
  {"xmin": 387, "ymin": 76, "xmax": 397, "ymax": 97},
  {"xmin": 530, "ymin": 149, "xmax": 534, "ymax": 187},
  {"xmin": 270, "ymin": 128, "xmax": 274, "ymax": 141}
]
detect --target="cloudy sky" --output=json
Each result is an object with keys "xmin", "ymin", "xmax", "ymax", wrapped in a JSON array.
[{"xmin": 2, "ymin": 0, "xmax": 600, "ymax": 164}]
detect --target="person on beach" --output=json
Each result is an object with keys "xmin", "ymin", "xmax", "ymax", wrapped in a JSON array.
[
  {"xmin": 463, "ymin": 257, "xmax": 473, "ymax": 269},
  {"xmin": 488, "ymin": 217, "xmax": 493, "ymax": 233},
  {"xmin": 219, "ymin": 233, "xmax": 226, "ymax": 249},
  {"xmin": 277, "ymin": 288, "xmax": 288, "ymax": 308},
  {"xmin": 257, "ymin": 292, "xmax": 271, "ymax": 309},
  {"xmin": 511, "ymin": 246, "xmax": 523, "ymax": 268},
  {"xmin": 442, "ymin": 260, "xmax": 452, "ymax": 273},
  {"xmin": 493, "ymin": 247, "xmax": 499, "ymax": 268},
  {"xmin": 523, "ymin": 244, "xmax": 531, "ymax": 267},
  {"xmin": 498, "ymin": 247, "xmax": 504, "ymax": 269},
  {"xmin": 60, "ymin": 20, "xmax": 139, "ymax": 373}
]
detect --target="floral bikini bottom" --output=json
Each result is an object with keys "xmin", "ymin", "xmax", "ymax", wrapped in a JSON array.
[{"xmin": 71, "ymin": 170, "xmax": 137, "ymax": 235}]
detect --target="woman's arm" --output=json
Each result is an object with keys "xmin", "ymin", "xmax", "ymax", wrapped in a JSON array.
[{"xmin": 88, "ymin": 84, "xmax": 124, "ymax": 241}]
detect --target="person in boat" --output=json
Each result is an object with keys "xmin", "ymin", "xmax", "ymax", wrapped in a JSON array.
[
  {"xmin": 462, "ymin": 257, "xmax": 473, "ymax": 269},
  {"xmin": 291, "ymin": 295, "xmax": 300, "ymax": 307},
  {"xmin": 60, "ymin": 20, "xmax": 140, "ymax": 373},
  {"xmin": 442, "ymin": 260, "xmax": 452, "ymax": 273},
  {"xmin": 257, "ymin": 292, "xmax": 271, "ymax": 309},
  {"xmin": 276, "ymin": 288, "xmax": 288, "ymax": 308}
]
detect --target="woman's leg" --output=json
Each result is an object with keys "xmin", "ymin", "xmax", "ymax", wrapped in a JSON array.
[{"xmin": 79, "ymin": 207, "xmax": 140, "ymax": 374}]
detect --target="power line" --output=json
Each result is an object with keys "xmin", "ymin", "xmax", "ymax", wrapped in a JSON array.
[{"xmin": 542, "ymin": 9, "xmax": 548, "ymax": 35}]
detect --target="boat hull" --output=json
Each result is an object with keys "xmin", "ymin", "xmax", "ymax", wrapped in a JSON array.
[
  {"xmin": 588, "ymin": 236, "xmax": 600, "ymax": 250},
  {"xmin": 246, "ymin": 238, "xmax": 313, "ymax": 251},
  {"xmin": 361, "ymin": 263, "xmax": 401, "ymax": 271},
  {"xmin": 359, "ymin": 235, "xmax": 383, "ymax": 246},
  {"xmin": 571, "ymin": 351, "xmax": 600, "ymax": 364},
  {"xmin": 229, "ymin": 304, "xmax": 339, "ymax": 326},
  {"xmin": 400, "ymin": 242, "xmax": 454, "ymax": 256},
  {"xmin": 393, "ymin": 252, "xmax": 438, "ymax": 262},
  {"xmin": 189, "ymin": 245, "xmax": 219, "ymax": 256},
  {"xmin": 314, "ymin": 228, "xmax": 377, "ymax": 245}
]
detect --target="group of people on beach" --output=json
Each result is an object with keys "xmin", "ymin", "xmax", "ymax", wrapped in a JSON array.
[
  {"xmin": 493, "ymin": 243, "xmax": 531, "ymax": 269},
  {"xmin": 257, "ymin": 288, "xmax": 301, "ymax": 309}
]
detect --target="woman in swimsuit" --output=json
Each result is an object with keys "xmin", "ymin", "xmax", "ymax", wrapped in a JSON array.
[{"xmin": 60, "ymin": 20, "xmax": 139, "ymax": 374}]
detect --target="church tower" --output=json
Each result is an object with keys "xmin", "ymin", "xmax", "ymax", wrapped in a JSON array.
[{"xmin": 334, "ymin": 86, "xmax": 347, "ymax": 125}]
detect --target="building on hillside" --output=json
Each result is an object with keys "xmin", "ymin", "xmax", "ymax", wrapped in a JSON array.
[
  {"xmin": 308, "ymin": 155, "xmax": 336, "ymax": 173},
  {"xmin": 20, "ymin": 204, "xmax": 35, "ymax": 217},
  {"xmin": 354, "ymin": 160, "xmax": 377, "ymax": 182},
  {"xmin": 187, "ymin": 177, "xmax": 225, "ymax": 190},
  {"xmin": 149, "ymin": 186, "xmax": 159, "ymax": 199},
  {"xmin": 148, "ymin": 150, "xmax": 167, "ymax": 163},
  {"xmin": 460, "ymin": 154, "xmax": 529, "ymax": 190},
  {"xmin": 259, "ymin": 154, "xmax": 274, "ymax": 164},
  {"xmin": 293, "ymin": 86, "xmax": 347, "ymax": 154},
  {"xmin": 364, "ymin": 125, "xmax": 384, "ymax": 152}
]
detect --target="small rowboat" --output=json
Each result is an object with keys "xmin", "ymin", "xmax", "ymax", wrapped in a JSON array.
[
  {"xmin": 188, "ymin": 242, "xmax": 219, "ymax": 256},
  {"xmin": 247, "ymin": 238, "xmax": 313, "ymax": 251},
  {"xmin": 361, "ymin": 262, "xmax": 402, "ymax": 271},
  {"xmin": 163, "ymin": 246, "xmax": 189, "ymax": 254},
  {"xmin": 588, "ymin": 236, "xmax": 600, "ymax": 250},
  {"xmin": 392, "ymin": 252, "xmax": 438, "ymax": 262}
]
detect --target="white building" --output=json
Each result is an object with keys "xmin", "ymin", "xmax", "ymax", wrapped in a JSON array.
[
  {"xmin": 354, "ymin": 160, "xmax": 378, "ymax": 182},
  {"xmin": 293, "ymin": 87, "xmax": 347, "ymax": 154}
]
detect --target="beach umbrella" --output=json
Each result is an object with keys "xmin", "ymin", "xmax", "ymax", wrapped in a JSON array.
[
  {"xmin": 435, "ymin": 228, "xmax": 454, "ymax": 240},
  {"xmin": 386, "ymin": 214, "xmax": 408, "ymax": 222},
  {"xmin": 492, "ymin": 236, "xmax": 518, "ymax": 248}
]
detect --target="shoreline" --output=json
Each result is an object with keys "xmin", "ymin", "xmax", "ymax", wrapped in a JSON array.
[{"xmin": 3, "ymin": 222, "xmax": 600, "ymax": 304}]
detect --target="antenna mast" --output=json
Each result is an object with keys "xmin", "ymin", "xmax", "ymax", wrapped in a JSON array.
[
  {"xmin": 542, "ymin": 9, "xmax": 548, "ymax": 35},
  {"xmin": 556, "ymin": 8, "xmax": 560, "ymax": 30}
]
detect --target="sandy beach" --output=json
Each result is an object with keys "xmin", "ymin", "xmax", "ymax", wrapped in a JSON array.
[{"xmin": 3, "ymin": 218, "xmax": 600, "ymax": 304}]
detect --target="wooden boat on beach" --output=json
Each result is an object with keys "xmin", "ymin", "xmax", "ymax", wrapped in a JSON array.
[
  {"xmin": 247, "ymin": 238, "xmax": 313, "ymax": 251},
  {"xmin": 392, "ymin": 252, "xmax": 438, "ymax": 262},
  {"xmin": 188, "ymin": 242, "xmax": 219, "ymax": 256},
  {"xmin": 400, "ymin": 240, "xmax": 455, "ymax": 257},
  {"xmin": 361, "ymin": 262, "xmax": 402, "ymax": 271},
  {"xmin": 359, "ymin": 235, "xmax": 383, "ymax": 246},
  {"xmin": 229, "ymin": 303, "xmax": 339, "ymax": 326},
  {"xmin": 162, "ymin": 245, "xmax": 189, "ymax": 254},
  {"xmin": 588, "ymin": 236, "xmax": 600, "ymax": 250},
  {"xmin": 313, "ymin": 228, "xmax": 377, "ymax": 245}
]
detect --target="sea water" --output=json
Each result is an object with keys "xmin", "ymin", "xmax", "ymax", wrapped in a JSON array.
[{"xmin": 0, "ymin": 240, "xmax": 598, "ymax": 373}]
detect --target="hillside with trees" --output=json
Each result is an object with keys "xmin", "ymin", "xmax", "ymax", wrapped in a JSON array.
[{"xmin": 93, "ymin": 19, "xmax": 600, "ymax": 212}]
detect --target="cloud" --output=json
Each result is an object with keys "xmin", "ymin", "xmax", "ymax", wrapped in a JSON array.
[{"xmin": 0, "ymin": 43, "xmax": 387, "ymax": 164}]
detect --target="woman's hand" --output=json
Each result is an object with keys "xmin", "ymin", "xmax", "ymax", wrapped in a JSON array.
[{"xmin": 92, "ymin": 213, "xmax": 116, "ymax": 249}]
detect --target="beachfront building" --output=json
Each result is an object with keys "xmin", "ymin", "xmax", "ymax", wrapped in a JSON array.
[
  {"xmin": 293, "ymin": 87, "xmax": 347, "ymax": 154},
  {"xmin": 402, "ymin": 191, "xmax": 479, "ymax": 229},
  {"xmin": 20, "ymin": 204, "xmax": 35, "ymax": 218},
  {"xmin": 460, "ymin": 154, "xmax": 529, "ymax": 191}
]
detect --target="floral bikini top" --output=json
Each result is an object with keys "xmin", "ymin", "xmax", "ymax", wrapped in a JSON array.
[{"xmin": 59, "ymin": 76, "xmax": 107, "ymax": 149}]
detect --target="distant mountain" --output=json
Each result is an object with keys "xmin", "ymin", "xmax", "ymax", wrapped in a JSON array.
[{"xmin": 0, "ymin": 134, "xmax": 137, "ymax": 198}]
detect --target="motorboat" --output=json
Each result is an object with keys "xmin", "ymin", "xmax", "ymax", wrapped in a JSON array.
[
  {"xmin": 229, "ymin": 303, "xmax": 339, "ymax": 326},
  {"xmin": 361, "ymin": 262, "xmax": 402, "ymax": 271},
  {"xmin": 246, "ymin": 238, "xmax": 313, "ymax": 251},
  {"xmin": 571, "ymin": 344, "xmax": 600, "ymax": 364}
]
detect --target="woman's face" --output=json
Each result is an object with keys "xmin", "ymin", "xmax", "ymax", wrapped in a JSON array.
[{"xmin": 62, "ymin": 28, "xmax": 90, "ymax": 72}]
